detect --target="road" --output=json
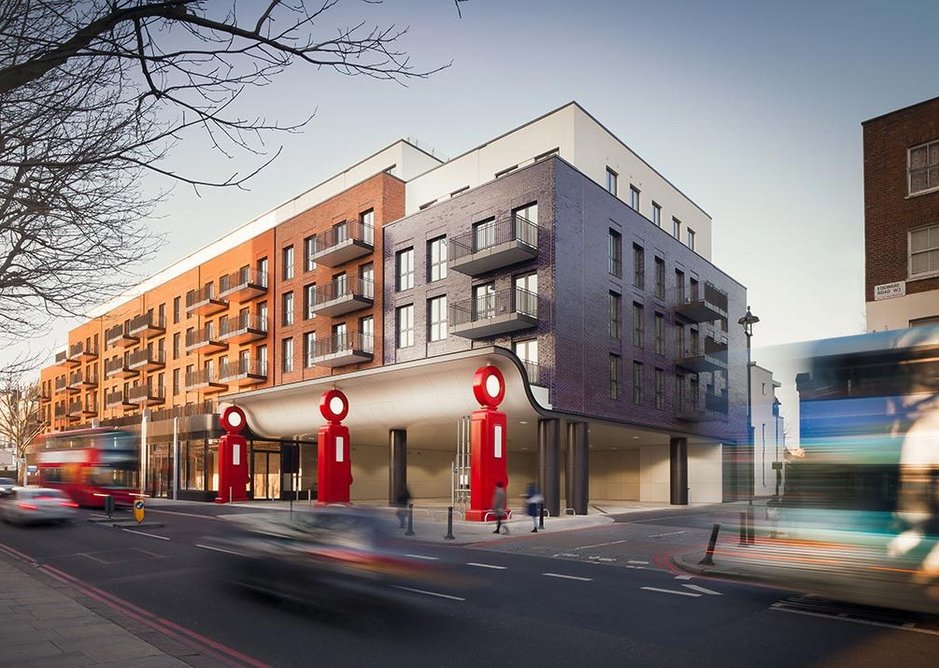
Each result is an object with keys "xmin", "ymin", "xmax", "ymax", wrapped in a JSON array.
[{"xmin": 1, "ymin": 503, "xmax": 937, "ymax": 667}]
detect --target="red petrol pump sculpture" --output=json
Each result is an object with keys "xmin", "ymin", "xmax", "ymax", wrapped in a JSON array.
[
  {"xmin": 465, "ymin": 365, "xmax": 509, "ymax": 522},
  {"xmin": 318, "ymin": 389, "xmax": 353, "ymax": 504},
  {"xmin": 215, "ymin": 405, "xmax": 249, "ymax": 503}
]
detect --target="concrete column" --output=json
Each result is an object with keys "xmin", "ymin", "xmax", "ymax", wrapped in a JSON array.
[
  {"xmin": 566, "ymin": 421, "xmax": 589, "ymax": 515},
  {"xmin": 388, "ymin": 429, "xmax": 407, "ymax": 505},
  {"xmin": 538, "ymin": 419, "xmax": 561, "ymax": 517},
  {"xmin": 670, "ymin": 436, "xmax": 688, "ymax": 505}
]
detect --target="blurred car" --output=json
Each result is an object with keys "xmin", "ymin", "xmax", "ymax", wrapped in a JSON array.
[
  {"xmin": 0, "ymin": 478, "xmax": 15, "ymax": 497},
  {"xmin": 206, "ymin": 506, "xmax": 446, "ymax": 606},
  {"xmin": 0, "ymin": 487, "xmax": 78, "ymax": 525}
]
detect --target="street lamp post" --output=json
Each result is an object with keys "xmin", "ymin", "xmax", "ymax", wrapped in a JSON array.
[{"xmin": 737, "ymin": 306, "xmax": 759, "ymax": 507}]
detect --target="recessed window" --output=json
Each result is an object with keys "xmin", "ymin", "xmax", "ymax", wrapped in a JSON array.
[
  {"xmin": 633, "ymin": 361, "xmax": 644, "ymax": 405},
  {"xmin": 473, "ymin": 218, "xmax": 496, "ymax": 252},
  {"xmin": 609, "ymin": 292, "xmax": 622, "ymax": 339},
  {"xmin": 359, "ymin": 263, "xmax": 374, "ymax": 299},
  {"xmin": 304, "ymin": 332, "xmax": 316, "ymax": 368},
  {"xmin": 655, "ymin": 312, "xmax": 665, "ymax": 355},
  {"xmin": 687, "ymin": 228, "xmax": 696, "ymax": 251},
  {"xmin": 630, "ymin": 185, "xmax": 640, "ymax": 210},
  {"xmin": 909, "ymin": 140, "xmax": 939, "ymax": 195},
  {"xmin": 282, "ymin": 292, "xmax": 294, "ymax": 326},
  {"xmin": 474, "ymin": 283, "xmax": 496, "ymax": 319},
  {"xmin": 654, "ymin": 257, "xmax": 665, "ymax": 299},
  {"xmin": 304, "ymin": 235, "xmax": 317, "ymax": 271},
  {"xmin": 282, "ymin": 338, "xmax": 294, "ymax": 373},
  {"xmin": 609, "ymin": 354, "xmax": 621, "ymax": 400},
  {"xmin": 396, "ymin": 248, "xmax": 414, "ymax": 291},
  {"xmin": 360, "ymin": 316, "xmax": 375, "ymax": 352},
  {"xmin": 609, "ymin": 229, "xmax": 622, "ymax": 277},
  {"xmin": 672, "ymin": 217, "xmax": 681, "ymax": 239},
  {"xmin": 282, "ymin": 246, "xmax": 294, "ymax": 281},
  {"xmin": 910, "ymin": 223, "xmax": 939, "ymax": 278},
  {"xmin": 360, "ymin": 209, "xmax": 375, "ymax": 245},
  {"xmin": 428, "ymin": 237, "xmax": 448, "ymax": 282},
  {"xmin": 606, "ymin": 168, "xmax": 618, "ymax": 196},
  {"xmin": 396, "ymin": 304, "xmax": 414, "ymax": 348},
  {"xmin": 428, "ymin": 296, "xmax": 448, "ymax": 342},
  {"xmin": 654, "ymin": 368, "xmax": 664, "ymax": 409},
  {"xmin": 633, "ymin": 302, "xmax": 644, "ymax": 348},
  {"xmin": 652, "ymin": 202, "xmax": 661, "ymax": 227},
  {"xmin": 304, "ymin": 284, "xmax": 316, "ymax": 319},
  {"xmin": 633, "ymin": 244, "xmax": 645, "ymax": 289}
]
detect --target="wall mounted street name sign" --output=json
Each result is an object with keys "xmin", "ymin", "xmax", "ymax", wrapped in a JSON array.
[{"xmin": 874, "ymin": 281, "xmax": 905, "ymax": 300}]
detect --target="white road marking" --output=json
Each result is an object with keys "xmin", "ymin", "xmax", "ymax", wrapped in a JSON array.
[
  {"xmin": 628, "ymin": 560, "xmax": 650, "ymax": 565},
  {"xmin": 543, "ymin": 573, "xmax": 593, "ymax": 582},
  {"xmin": 641, "ymin": 587, "xmax": 701, "ymax": 597},
  {"xmin": 467, "ymin": 562, "xmax": 507, "ymax": 570},
  {"xmin": 393, "ymin": 586, "xmax": 465, "ymax": 601},
  {"xmin": 195, "ymin": 543, "xmax": 242, "ymax": 556},
  {"xmin": 674, "ymin": 574, "xmax": 694, "ymax": 580},
  {"xmin": 587, "ymin": 556, "xmax": 616, "ymax": 562},
  {"xmin": 770, "ymin": 604, "xmax": 939, "ymax": 636},
  {"xmin": 682, "ymin": 584, "xmax": 722, "ymax": 596},
  {"xmin": 575, "ymin": 538, "xmax": 630, "ymax": 550},
  {"xmin": 405, "ymin": 554, "xmax": 439, "ymax": 561},
  {"xmin": 648, "ymin": 530, "xmax": 687, "ymax": 538},
  {"xmin": 121, "ymin": 529, "xmax": 169, "ymax": 541}
]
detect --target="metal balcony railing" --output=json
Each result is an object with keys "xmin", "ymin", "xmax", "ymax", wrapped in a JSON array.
[
  {"xmin": 672, "ymin": 281, "xmax": 729, "ymax": 323},
  {"xmin": 218, "ymin": 313, "xmax": 268, "ymax": 340},
  {"xmin": 310, "ymin": 220, "xmax": 375, "ymax": 267},
  {"xmin": 184, "ymin": 368, "xmax": 227, "ymax": 392},
  {"xmin": 128, "ymin": 312, "xmax": 166, "ymax": 337},
  {"xmin": 448, "ymin": 215, "xmax": 539, "ymax": 275},
  {"xmin": 105, "ymin": 323, "xmax": 138, "ymax": 348},
  {"xmin": 219, "ymin": 267, "xmax": 268, "ymax": 300},
  {"xmin": 521, "ymin": 361, "xmax": 550, "ymax": 388},
  {"xmin": 186, "ymin": 325, "xmax": 226, "ymax": 351},
  {"xmin": 126, "ymin": 348, "xmax": 166, "ymax": 370},
  {"xmin": 449, "ymin": 287, "xmax": 539, "ymax": 338},
  {"xmin": 186, "ymin": 284, "xmax": 228, "ymax": 315},
  {"xmin": 219, "ymin": 358, "xmax": 267, "ymax": 384},
  {"xmin": 127, "ymin": 384, "xmax": 165, "ymax": 404}
]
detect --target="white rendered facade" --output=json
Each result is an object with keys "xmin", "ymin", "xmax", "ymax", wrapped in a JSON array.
[{"xmin": 751, "ymin": 364, "xmax": 785, "ymax": 498}]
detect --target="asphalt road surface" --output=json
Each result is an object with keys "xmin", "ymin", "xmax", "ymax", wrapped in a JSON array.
[{"xmin": 2, "ymin": 503, "xmax": 937, "ymax": 667}]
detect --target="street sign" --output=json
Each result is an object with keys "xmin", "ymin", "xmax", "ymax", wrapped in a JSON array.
[{"xmin": 133, "ymin": 499, "xmax": 145, "ymax": 524}]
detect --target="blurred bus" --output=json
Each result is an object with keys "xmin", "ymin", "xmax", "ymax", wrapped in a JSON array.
[{"xmin": 33, "ymin": 428, "xmax": 139, "ymax": 507}]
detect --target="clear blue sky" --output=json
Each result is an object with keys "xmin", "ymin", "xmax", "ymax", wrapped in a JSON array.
[{"xmin": 11, "ymin": 0, "xmax": 939, "ymax": 370}]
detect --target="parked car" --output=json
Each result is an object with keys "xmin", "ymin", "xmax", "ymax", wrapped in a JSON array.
[
  {"xmin": 0, "ymin": 478, "xmax": 15, "ymax": 497},
  {"xmin": 0, "ymin": 487, "xmax": 78, "ymax": 525}
]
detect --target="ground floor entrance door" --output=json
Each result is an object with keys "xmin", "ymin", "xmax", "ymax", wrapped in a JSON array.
[{"xmin": 252, "ymin": 444, "xmax": 281, "ymax": 500}]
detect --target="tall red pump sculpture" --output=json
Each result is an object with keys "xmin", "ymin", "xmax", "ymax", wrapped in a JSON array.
[{"xmin": 465, "ymin": 365, "xmax": 509, "ymax": 522}]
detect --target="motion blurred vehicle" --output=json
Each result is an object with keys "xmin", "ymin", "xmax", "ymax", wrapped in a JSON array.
[
  {"xmin": 206, "ymin": 506, "xmax": 446, "ymax": 606},
  {"xmin": 0, "ymin": 487, "xmax": 78, "ymax": 526},
  {"xmin": 0, "ymin": 477, "xmax": 15, "ymax": 497}
]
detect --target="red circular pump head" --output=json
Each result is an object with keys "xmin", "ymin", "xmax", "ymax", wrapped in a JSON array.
[
  {"xmin": 320, "ymin": 389, "xmax": 349, "ymax": 423},
  {"xmin": 472, "ymin": 365, "xmax": 506, "ymax": 408},
  {"xmin": 220, "ymin": 405, "xmax": 247, "ymax": 435}
]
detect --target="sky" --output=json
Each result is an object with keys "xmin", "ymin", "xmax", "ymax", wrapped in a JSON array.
[{"xmin": 8, "ymin": 0, "xmax": 939, "ymax": 376}]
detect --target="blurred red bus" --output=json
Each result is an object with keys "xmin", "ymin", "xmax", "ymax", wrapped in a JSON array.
[{"xmin": 34, "ymin": 428, "xmax": 139, "ymax": 507}]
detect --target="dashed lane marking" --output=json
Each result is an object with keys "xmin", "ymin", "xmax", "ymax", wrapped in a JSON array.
[
  {"xmin": 392, "ymin": 586, "xmax": 465, "ymax": 601},
  {"xmin": 543, "ymin": 573, "xmax": 593, "ymax": 582},
  {"xmin": 628, "ymin": 560, "xmax": 650, "ymax": 565},
  {"xmin": 575, "ymin": 538, "xmax": 630, "ymax": 550},
  {"xmin": 682, "ymin": 584, "xmax": 722, "ymax": 596},
  {"xmin": 121, "ymin": 529, "xmax": 170, "ymax": 541},
  {"xmin": 467, "ymin": 562, "xmax": 508, "ymax": 570},
  {"xmin": 674, "ymin": 574, "xmax": 694, "ymax": 580},
  {"xmin": 405, "ymin": 554, "xmax": 439, "ymax": 561},
  {"xmin": 648, "ymin": 531, "xmax": 687, "ymax": 538},
  {"xmin": 641, "ymin": 587, "xmax": 701, "ymax": 597},
  {"xmin": 195, "ymin": 543, "xmax": 241, "ymax": 556}
]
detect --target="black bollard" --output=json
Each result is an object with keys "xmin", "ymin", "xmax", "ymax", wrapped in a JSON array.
[
  {"xmin": 444, "ymin": 506, "xmax": 455, "ymax": 540},
  {"xmin": 104, "ymin": 494, "xmax": 114, "ymax": 520},
  {"xmin": 699, "ymin": 523, "xmax": 721, "ymax": 565},
  {"xmin": 747, "ymin": 506, "xmax": 755, "ymax": 545},
  {"xmin": 738, "ymin": 511, "xmax": 748, "ymax": 546},
  {"xmin": 538, "ymin": 503, "xmax": 545, "ymax": 530},
  {"xmin": 405, "ymin": 503, "xmax": 415, "ymax": 536}
]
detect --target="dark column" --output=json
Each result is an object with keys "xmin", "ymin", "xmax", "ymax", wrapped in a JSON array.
[
  {"xmin": 566, "ymin": 421, "xmax": 589, "ymax": 515},
  {"xmin": 670, "ymin": 436, "xmax": 688, "ymax": 505},
  {"xmin": 538, "ymin": 419, "xmax": 561, "ymax": 517},
  {"xmin": 388, "ymin": 429, "xmax": 407, "ymax": 505}
]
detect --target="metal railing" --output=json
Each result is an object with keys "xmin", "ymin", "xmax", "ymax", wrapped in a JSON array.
[
  {"xmin": 186, "ymin": 325, "xmax": 222, "ymax": 348},
  {"xmin": 185, "ymin": 368, "xmax": 225, "ymax": 388},
  {"xmin": 129, "ymin": 312, "xmax": 166, "ymax": 333},
  {"xmin": 521, "ymin": 361, "xmax": 550, "ymax": 387},
  {"xmin": 105, "ymin": 390, "xmax": 128, "ymax": 407},
  {"xmin": 219, "ymin": 313, "xmax": 268, "ymax": 337},
  {"xmin": 127, "ymin": 348, "xmax": 166, "ymax": 367},
  {"xmin": 220, "ymin": 267, "xmax": 268, "ymax": 293},
  {"xmin": 449, "ymin": 287, "xmax": 539, "ymax": 326},
  {"xmin": 313, "ymin": 275, "xmax": 374, "ymax": 305},
  {"xmin": 219, "ymin": 358, "xmax": 267, "ymax": 381},
  {"xmin": 186, "ymin": 284, "xmax": 227, "ymax": 309},
  {"xmin": 315, "ymin": 220, "xmax": 374, "ymax": 251},
  {"xmin": 448, "ymin": 214, "xmax": 537, "ymax": 261},
  {"xmin": 127, "ymin": 384, "xmax": 165, "ymax": 402},
  {"xmin": 313, "ymin": 331, "xmax": 374, "ymax": 357}
]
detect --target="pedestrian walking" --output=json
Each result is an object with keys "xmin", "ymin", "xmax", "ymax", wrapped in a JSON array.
[
  {"xmin": 396, "ymin": 485, "xmax": 411, "ymax": 529},
  {"xmin": 492, "ymin": 481, "xmax": 508, "ymax": 534},
  {"xmin": 525, "ymin": 482, "xmax": 544, "ymax": 533}
]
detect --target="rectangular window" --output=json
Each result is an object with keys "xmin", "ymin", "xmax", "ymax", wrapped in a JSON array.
[
  {"xmin": 258, "ymin": 345, "xmax": 268, "ymax": 373},
  {"xmin": 609, "ymin": 354, "xmax": 621, "ymax": 400},
  {"xmin": 282, "ymin": 246, "xmax": 294, "ymax": 280},
  {"xmin": 173, "ymin": 332, "xmax": 180, "ymax": 360},
  {"xmin": 360, "ymin": 209, "xmax": 375, "ymax": 245},
  {"xmin": 675, "ymin": 374, "xmax": 685, "ymax": 412},
  {"xmin": 676, "ymin": 322, "xmax": 686, "ymax": 356},
  {"xmin": 396, "ymin": 305, "xmax": 414, "ymax": 348},
  {"xmin": 473, "ymin": 218, "xmax": 496, "ymax": 251},
  {"xmin": 606, "ymin": 168, "xmax": 618, "ymax": 196},
  {"xmin": 633, "ymin": 362, "xmax": 643, "ymax": 405},
  {"xmin": 675, "ymin": 269, "xmax": 685, "ymax": 303},
  {"xmin": 173, "ymin": 368, "xmax": 180, "ymax": 396},
  {"xmin": 672, "ymin": 217, "xmax": 681, "ymax": 239},
  {"xmin": 609, "ymin": 229, "xmax": 622, "ymax": 277},
  {"xmin": 282, "ymin": 338, "xmax": 293, "ymax": 373},
  {"xmin": 654, "ymin": 257, "xmax": 665, "ymax": 299},
  {"xmin": 359, "ymin": 263, "xmax": 374, "ymax": 298},
  {"xmin": 396, "ymin": 248, "xmax": 414, "ymax": 291},
  {"xmin": 473, "ymin": 283, "xmax": 495, "ymax": 320},
  {"xmin": 304, "ymin": 235, "xmax": 317, "ymax": 271},
  {"xmin": 282, "ymin": 291, "xmax": 294, "ymax": 326},
  {"xmin": 360, "ymin": 316, "xmax": 374, "ymax": 351},
  {"xmin": 609, "ymin": 292, "xmax": 622, "ymax": 339},
  {"xmin": 652, "ymin": 202, "xmax": 661, "ymax": 227},
  {"xmin": 173, "ymin": 296, "xmax": 180, "ymax": 324},
  {"xmin": 910, "ymin": 223, "xmax": 939, "ymax": 277},
  {"xmin": 428, "ymin": 295, "xmax": 448, "ymax": 342},
  {"xmin": 428, "ymin": 236, "xmax": 448, "ymax": 282},
  {"xmin": 633, "ymin": 244, "xmax": 645, "ymax": 289},
  {"xmin": 630, "ymin": 185, "xmax": 640, "ymax": 210},
  {"xmin": 633, "ymin": 302, "xmax": 644, "ymax": 347},
  {"xmin": 257, "ymin": 257, "xmax": 269, "ymax": 287},
  {"xmin": 654, "ymin": 368, "xmax": 664, "ymax": 409},
  {"xmin": 687, "ymin": 228, "xmax": 696, "ymax": 251},
  {"xmin": 304, "ymin": 283, "xmax": 316, "ymax": 319},
  {"xmin": 909, "ymin": 139, "xmax": 939, "ymax": 195},
  {"xmin": 304, "ymin": 332, "xmax": 316, "ymax": 368},
  {"xmin": 655, "ymin": 312, "xmax": 665, "ymax": 355}
]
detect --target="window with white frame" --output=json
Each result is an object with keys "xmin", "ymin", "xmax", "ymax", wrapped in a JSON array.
[
  {"xmin": 652, "ymin": 202, "xmax": 661, "ymax": 227},
  {"xmin": 304, "ymin": 283, "xmax": 316, "ymax": 319},
  {"xmin": 282, "ymin": 291, "xmax": 294, "ymax": 325},
  {"xmin": 282, "ymin": 337, "xmax": 293, "ymax": 373},
  {"xmin": 428, "ymin": 295, "xmax": 447, "ymax": 342},
  {"xmin": 396, "ymin": 248, "xmax": 414, "ymax": 291},
  {"xmin": 304, "ymin": 235, "xmax": 317, "ymax": 271},
  {"xmin": 473, "ymin": 218, "xmax": 495, "ymax": 251},
  {"xmin": 359, "ymin": 263, "xmax": 374, "ymax": 298},
  {"xmin": 304, "ymin": 332, "xmax": 316, "ymax": 368},
  {"xmin": 360, "ymin": 316, "xmax": 374, "ymax": 351},
  {"xmin": 687, "ymin": 228, "xmax": 696, "ymax": 251},
  {"xmin": 360, "ymin": 209, "xmax": 375, "ymax": 245},
  {"xmin": 630, "ymin": 185, "xmax": 640, "ymax": 210},
  {"xmin": 606, "ymin": 168, "xmax": 618, "ymax": 196},
  {"xmin": 909, "ymin": 140, "xmax": 939, "ymax": 195},
  {"xmin": 672, "ymin": 217, "xmax": 681, "ymax": 239},
  {"xmin": 911, "ymin": 223, "xmax": 939, "ymax": 277},
  {"xmin": 282, "ymin": 246, "xmax": 294, "ymax": 280},
  {"xmin": 514, "ymin": 339, "xmax": 540, "ymax": 384},
  {"xmin": 396, "ymin": 304, "xmax": 414, "ymax": 348},
  {"xmin": 428, "ymin": 236, "xmax": 447, "ymax": 282},
  {"xmin": 473, "ymin": 283, "xmax": 495, "ymax": 320}
]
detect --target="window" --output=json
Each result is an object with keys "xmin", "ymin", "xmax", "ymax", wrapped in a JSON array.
[
  {"xmin": 676, "ymin": 322, "xmax": 686, "ymax": 356},
  {"xmin": 428, "ymin": 236, "xmax": 448, "ymax": 282},
  {"xmin": 654, "ymin": 257, "xmax": 665, "ymax": 299},
  {"xmin": 428, "ymin": 296, "xmax": 448, "ymax": 342},
  {"xmin": 630, "ymin": 185, "xmax": 640, "ymax": 210},
  {"xmin": 654, "ymin": 368, "xmax": 664, "ymax": 409},
  {"xmin": 909, "ymin": 139, "xmax": 939, "ymax": 195},
  {"xmin": 396, "ymin": 305, "xmax": 414, "ymax": 348},
  {"xmin": 258, "ymin": 345, "xmax": 268, "ymax": 373},
  {"xmin": 690, "ymin": 277, "xmax": 699, "ymax": 301},
  {"xmin": 173, "ymin": 333, "xmax": 180, "ymax": 360},
  {"xmin": 675, "ymin": 269, "xmax": 685, "ymax": 303},
  {"xmin": 515, "ymin": 272, "xmax": 538, "ymax": 317},
  {"xmin": 687, "ymin": 228, "xmax": 696, "ymax": 251},
  {"xmin": 333, "ymin": 220, "xmax": 348, "ymax": 245},
  {"xmin": 633, "ymin": 302, "xmax": 644, "ymax": 347},
  {"xmin": 396, "ymin": 248, "xmax": 414, "ymax": 291},
  {"xmin": 652, "ymin": 202, "xmax": 661, "ymax": 227},
  {"xmin": 173, "ymin": 296, "xmax": 180, "ymax": 324},
  {"xmin": 333, "ymin": 272, "xmax": 347, "ymax": 298},
  {"xmin": 513, "ymin": 202, "xmax": 538, "ymax": 246},
  {"xmin": 282, "ymin": 291, "xmax": 294, "ymax": 325},
  {"xmin": 606, "ymin": 168, "xmax": 618, "ymax": 196},
  {"xmin": 633, "ymin": 362, "xmax": 643, "ymax": 405},
  {"xmin": 360, "ymin": 316, "xmax": 374, "ymax": 351},
  {"xmin": 910, "ymin": 223, "xmax": 939, "ymax": 277},
  {"xmin": 655, "ymin": 312, "xmax": 665, "ymax": 355},
  {"xmin": 173, "ymin": 368, "xmax": 180, "ymax": 396},
  {"xmin": 282, "ymin": 338, "xmax": 293, "ymax": 373},
  {"xmin": 360, "ymin": 209, "xmax": 375, "ymax": 245},
  {"xmin": 304, "ymin": 283, "xmax": 316, "ymax": 319},
  {"xmin": 609, "ymin": 229, "xmax": 622, "ymax": 277},
  {"xmin": 675, "ymin": 374, "xmax": 685, "ymax": 412},
  {"xmin": 158, "ymin": 304, "xmax": 165, "ymax": 327},
  {"xmin": 304, "ymin": 235, "xmax": 317, "ymax": 271},
  {"xmin": 304, "ymin": 332, "xmax": 316, "ymax": 368},
  {"xmin": 473, "ymin": 218, "xmax": 495, "ymax": 251},
  {"xmin": 672, "ymin": 217, "xmax": 681, "ymax": 239},
  {"xmin": 257, "ymin": 257, "xmax": 269, "ymax": 287},
  {"xmin": 282, "ymin": 246, "xmax": 294, "ymax": 280},
  {"xmin": 633, "ymin": 244, "xmax": 645, "ymax": 288},
  {"xmin": 359, "ymin": 263, "xmax": 374, "ymax": 298},
  {"xmin": 609, "ymin": 354, "xmax": 621, "ymax": 400},
  {"xmin": 258, "ymin": 301, "xmax": 268, "ymax": 328},
  {"xmin": 474, "ymin": 283, "xmax": 496, "ymax": 319},
  {"xmin": 609, "ymin": 292, "xmax": 622, "ymax": 339}
]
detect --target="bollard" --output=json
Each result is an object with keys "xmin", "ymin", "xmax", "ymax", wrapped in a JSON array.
[
  {"xmin": 738, "ymin": 511, "xmax": 748, "ymax": 546},
  {"xmin": 405, "ymin": 503, "xmax": 415, "ymax": 536},
  {"xmin": 747, "ymin": 506, "xmax": 755, "ymax": 545},
  {"xmin": 104, "ymin": 494, "xmax": 114, "ymax": 520},
  {"xmin": 444, "ymin": 506, "xmax": 455, "ymax": 540},
  {"xmin": 538, "ymin": 503, "xmax": 545, "ymax": 530},
  {"xmin": 699, "ymin": 523, "xmax": 721, "ymax": 565}
]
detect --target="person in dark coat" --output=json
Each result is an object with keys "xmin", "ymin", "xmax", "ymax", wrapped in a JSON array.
[
  {"xmin": 525, "ymin": 482, "xmax": 544, "ymax": 533},
  {"xmin": 396, "ymin": 485, "xmax": 411, "ymax": 529},
  {"xmin": 492, "ymin": 481, "xmax": 508, "ymax": 534}
]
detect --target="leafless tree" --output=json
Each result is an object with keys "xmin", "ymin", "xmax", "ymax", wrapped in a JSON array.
[
  {"xmin": 0, "ymin": 372, "xmax": 43, "ymax": 485},
  {"xmin": 0, "ymin": 0, "xmax": 450, "ymax": 339}
]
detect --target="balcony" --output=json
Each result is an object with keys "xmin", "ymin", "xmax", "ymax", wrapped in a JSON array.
[
  {"xmin": 520, "ymin": 361, "xmax": 550, "ymax": 388},
  {"xmin": 105, "ymin": 356, "xmax": 139, "ymax": 379},
  {"xmin": 219, "ymin": 314, "xmax": 268, "ymax": 344},
  {"xmin": 219, "ymin": 359, "xmax": 268, "ymax": 387},
  {"xmin": 128, "ymin": 312, "xmax": 166, "ymax": 338},
  {"xmin": 186, "ymin": 326, "xmax": 227, "ymax": 353},
  {"xmin": 449, "ymin": 215, "xmax": 539, "ymax": 276},
  {"xmin": 127, "ymin": 384, "xmax": 165, "ymax": 406},
  {"xmin": 81, "ymin": 403, "xmax": 97, "ymax": 417},
  {"xmin": 186, "ymin": 285, "xmax": 228, "ymax": 317},
  {"xmin": 673, "ymin": 282, "xmax": 729, "ymax": 324},
  {"xmin": 105, "ymin": 389, "xmax": 135, "ymax": 410},
  {"xmin": 184, "ymin": 368, "xmax": 227, "ymax": 394},
  {"xmin": 68, "ymin": 371, "xmax": 97, "ymax": 390},
  {"xmin": 68, "ymin": 342, "xmax": 98, "ymax": 362},
  {"xmin": 677, "ymin": 390, "xmax": 729, "ymax": 422},
  {"xmin": 310, "ymin": 220, "xmax": 374, "ymax": 267},
  {"xmin": 53, "ymin": 377, "xmax": 67, "ymax": 394},
  {"xmin": 311, "ymin": 276, "xmax": 374, "ymax": 317},
  {"xmin": 219, "ymin": 268, "xmax": 268, "ymax": 302},
  {"xmin": 450, "ymin": 287, "xmax": 538, "ymax": 339},
  {"xmin": 39, "ymin": 387, "xmax": 51, "ymax": 402},
  {"xmin": 674, "ymin": 336, "xmax": 728, "ymax": 373},
  {"xmin": 53, "ymin": 405, "xmax": 67, "ymax": 420},
  {"xmin": 311, "ymin": 331, "xmax": 374, "ymax": 368},
  {"xmin": 67, "ymin": 400, "xmax": 82, "ymax": 420},
  {"xmin": 106, "ymin": 323, "xmax": 139, "ymax": 349},
  {"xmin": 127, "ymin": 348, "xmax": 166, "ymax": 371},
  {"xmin": 54, "ymin": 349, "xmax": 77, "ymax": 367}
]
